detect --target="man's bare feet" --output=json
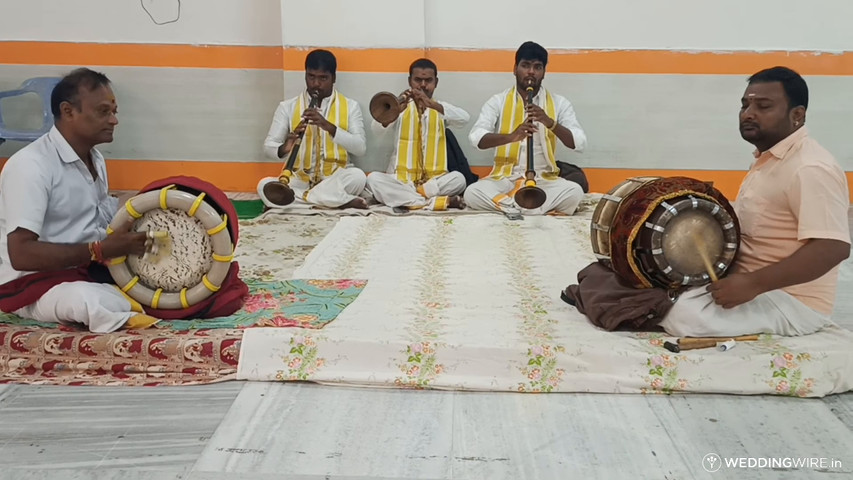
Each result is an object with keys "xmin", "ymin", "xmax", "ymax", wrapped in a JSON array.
[
  {"xmin": 449, "ymin": 195, "xmax": 466, "ymax": 209},
  {"xmin": 262, "ymin": 182, "xmax": 295, "ymax": 206},
  {"xmin": 341, "ymin": 197, "xmax": 369, "ymax": 210}
]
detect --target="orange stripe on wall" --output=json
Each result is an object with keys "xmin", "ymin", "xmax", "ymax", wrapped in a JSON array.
[
  {"xmin": 3, "ymin": 158, "xmax": 851, "ymax": 201},
  {"xmin": 2, "ymin": 42, "xmax": 853, "ymax": 75},
  {"xmin": 288, "ymin": 47, "xmax": 853, "ymax": 76},
  {"xmin": 0, "ymin": 42, "xmax": 282, "ymax": 70}
]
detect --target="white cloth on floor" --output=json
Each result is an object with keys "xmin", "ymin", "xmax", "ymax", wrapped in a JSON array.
[
  {"xmin": 464, "ymin": 176, "xmax": 583, "ymax": 215},
  {"xmin": 366, "ymin": 171, "xmax": 465, "ymax": 210},
  {"xmin": 658, "ymin": 287, "xmax": 833, "ymax": 337},
  {"xmin": 258, "ymin": 167, "xmax": 367, "ymax": 209},
  {"xmin": 14, "ymin": 281, "xmax": 135, "ymax": 333}
]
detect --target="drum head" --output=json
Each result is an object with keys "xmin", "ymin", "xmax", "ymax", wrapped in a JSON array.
[
  {"xmin": 127, "ymin": 208, "xmax": 214, "ymax": 292},
  {"xmin": 661, "ymin": 208, "xmax": 725, "ymax": 275},
  {"xmin": 637, "ymin": 195, "xmax": 739, "ymax": 287}
]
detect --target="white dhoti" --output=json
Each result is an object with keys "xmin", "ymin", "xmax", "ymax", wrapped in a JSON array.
[
  {"xmin": 464, "ymin": 177, "xmax": 583, "ymax": 215},
  {"xmin": 366, "ymin": 171, "xmax": 466, "ymax": 210},
  {"xmin": 658, "ymin": 287, "xmax": 833, "ymax": 337},
  {"xmin": 14, "ymin": 281, "xmax": 138, "ymax": 333},
  {"xmin": 257, "ymin": 167, "xmax": 367, "ymax": 209}
]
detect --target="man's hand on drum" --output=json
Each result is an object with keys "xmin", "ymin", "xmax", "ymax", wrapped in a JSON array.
[
  {"xmin": 102, "ymin": 220, "xmax": 148, "ymax": 258},
  {"xmin": 706, "ymin": 273, "xmax": 762, "ymax": 309}
]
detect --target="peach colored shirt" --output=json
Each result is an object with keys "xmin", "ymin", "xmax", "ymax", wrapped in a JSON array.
[{"xmin": 733, "ymin": 127, "xmax": 850, "ymax": 314}]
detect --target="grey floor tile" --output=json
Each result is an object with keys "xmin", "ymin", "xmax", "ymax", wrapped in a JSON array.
[
  {"xmin": 0, "ymin": 469, "xmax": 187, "ymax": 480},
  {"xmin": 655, "ymin": 394, "xmax": 853, "ymax": 479},
  {"xmin": 0, "ymin": 382, "xmax": 244, "ymax": 470},
  {"xmin": 193, "ymin": 383, "xmax": 453, "ymax": 479},
  {"xmin": 450, "ymin": 392, "xmax": 694, "ymax": 480},
  {"xmin": 823, "ymin": 392, "xmax": 853, "ymax": 430}
]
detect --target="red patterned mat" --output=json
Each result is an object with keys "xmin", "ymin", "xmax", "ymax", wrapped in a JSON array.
[{"xmin": 0, "ymin": 325, "xmax": 240, "ymax": 386}]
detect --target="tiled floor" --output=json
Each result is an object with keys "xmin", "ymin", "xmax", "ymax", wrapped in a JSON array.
[{"xmin": 1, "ymin": 209, "xmax": 851, "ymax": 479}]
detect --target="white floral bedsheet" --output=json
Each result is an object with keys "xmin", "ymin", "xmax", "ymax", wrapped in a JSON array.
[{"xmin": 236, "ymin": 214, "xmax": 853, "ymax": 397}]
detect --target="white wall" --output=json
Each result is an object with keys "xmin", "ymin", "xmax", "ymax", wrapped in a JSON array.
[
  {"xmin": 281, "ymin": 0, "xmax": 424, "ymax": 49},
  {"xmin": 1, "ymin": 0, "xmax": 851, "ymax": 192},
  {"xmin": 281, "ymin": 0, "xmax": 853, "ymax": 51},
  {"xmin": 0, "ymin": 0, "xmax": 281, "ymax": 45}
]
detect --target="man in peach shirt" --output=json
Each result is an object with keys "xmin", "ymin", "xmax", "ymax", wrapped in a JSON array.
[{"xmin": 660, "ymin": 66, "xmax": 850, "ymax": 337}]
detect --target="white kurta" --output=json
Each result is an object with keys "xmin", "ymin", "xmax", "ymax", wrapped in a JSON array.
[
  {"xmin": 0, "ymin": 126, "xmax": 136, "ymax": 332},
  {"xmin": 258, "ymin": 89, "xmax": 368, "ymax": 208},
  {"xmin": 465, "ymin": 87, "xmax": 587, "ymax": 215},
  {"xmin": 366, "ymin": 100, "xmax": 469, "ymax": 210}
]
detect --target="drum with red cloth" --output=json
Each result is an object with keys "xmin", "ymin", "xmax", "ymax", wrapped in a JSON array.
[
  {"xmin": 106, "ymin": 176, "xmax": 246, "ymax": 319},
  {"xmin": 590, "ymin": 176, "xmax": 740, "ymax": 289}
]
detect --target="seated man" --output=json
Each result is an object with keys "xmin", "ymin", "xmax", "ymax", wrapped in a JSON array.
[
  {"xmin": 367, "ymin": 58, "xmax": 470, "ymax": 211},
  {"xmin": 0, "ymin": 68, "xmax": 245, "ymax": 333},
  {"xmin": 258, "ymin": 49, "xmax": 368, "ymax": 210},
  {"xmin": 466, "ymin": 41, "xmax": 588, "ymax": 216},
  {"xmin": 660, "ymin": 66, "xmax": 850, "ymax": 337}
]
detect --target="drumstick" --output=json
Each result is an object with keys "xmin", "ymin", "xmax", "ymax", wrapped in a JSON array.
[
  {"xmin": 679, "ymin": 335, "xmax": 759, "ymax": 346},
  {"xmin": 692, "ymin": 232, "xmax": 718, "ymax": 282},
  {"xmin": 666, "ymin": 335, "xmax": 759, "ymax": 352}
]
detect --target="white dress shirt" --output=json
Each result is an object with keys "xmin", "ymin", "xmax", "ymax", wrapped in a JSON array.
[
  {"xmin": 371, "ymin": 100, "xmax": 470, "ymax": 173},
  {"xmin": 468, "ymin": 87, "xmax": 587, "ymax": 177},
  {"xmin": 0, "ymin": 126, "xmax": 118, "ymax": 284},
  {"xmin": 263, "ymin": 89, "xmax": 367, "ymax": 161}
]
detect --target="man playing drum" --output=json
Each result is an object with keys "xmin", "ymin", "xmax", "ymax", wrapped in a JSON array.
[
  {"xmin": 258, "ymin": 49, "xmax": 370, "ymax": 210},
  {"xmin": 660, "ymin": 67, "xmax": 850, "ymax": 337},
  {"xmin": 367, "ymin": 58, "xmax": 470, "ymax": 211},
  {"xmin": 0, "ymin": 68, "xmax": 247, "ymax": 333},
  {"xmin": 465, "ymin": 41, "xmax": 588, "ymax": 216},
  {"xmin": 0, "ymin": 69, "xmax": 161, "ymax": 332}
]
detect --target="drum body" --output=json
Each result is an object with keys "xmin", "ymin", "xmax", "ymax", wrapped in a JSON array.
[
  {"xmin": 590, "ymin": 176, "xmax": 740, "ymax": 289},
  {"xmin": 106, "ymin": 180, "xmax": 236, "ymax": 310},
  {"xmin": 590, "ymin": 176, "xmax": 658, "ymax": 265}
]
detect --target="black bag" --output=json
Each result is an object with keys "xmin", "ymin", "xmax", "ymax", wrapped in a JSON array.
[
  {"xmin": 445, "ymin": 128, "xmax": 479, "ymax": 186},
  {"xmin": 556, "ymin": 161, "xmax": 589, "ymax": 193}
]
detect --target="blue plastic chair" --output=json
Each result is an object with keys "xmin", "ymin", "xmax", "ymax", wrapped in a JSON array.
[{"xmin": 0, "ymin": 77, "xmax": 61, "ymax": 146}]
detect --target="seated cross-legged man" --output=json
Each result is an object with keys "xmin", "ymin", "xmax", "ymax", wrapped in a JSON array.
[
  {"xmin": 258, "ymin": 49, "xmax": 369, "ymax": 210},
  {"xmin": 659, "ymin": 66, "xmax": 850, "ymax": 337},
  {"xmin": 0, "ymin": 68, "xmax": 247, "ymax": 333},
  {"xmin": 466, "ymin": 41, "xmax": 588, "ymax": 216},
  {"xmin": 366, "ymin": 58, "xmax": 470, "ymax": 211}
]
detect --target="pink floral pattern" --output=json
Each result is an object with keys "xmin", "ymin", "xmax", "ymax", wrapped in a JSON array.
[
  {"xmin": 394, "ymin": 218, "xmax": 452, "ymax": 388},
  {"xmin": 502, "ymin": 223, "xmax": 566, "ymax": 393},
  {"xmin": 768, "ymin": 351, "xmax": 816, "ymax": 397},
  {"xmin": 276, "ymin": 335, "xmax": 326, "ymax": 381},
  {"xmin": 642, "ymin": 353, "xmax": 690, "ymax": 394}
]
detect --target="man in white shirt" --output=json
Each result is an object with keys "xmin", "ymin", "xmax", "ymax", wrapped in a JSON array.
[
  {"xmin": 0, "ymin": 68, "xmax": 154, "ymax": 333},
  {"xmin": 367, "ymin": 58, "xmax": 470, "ymax": 211},
  {"xmin": 466, "ymin": 41, "xmax": 588, "ymax": 216},
  {"xmin": 258, "ymin": 49, "xmax": 369, "ymax": 210}
]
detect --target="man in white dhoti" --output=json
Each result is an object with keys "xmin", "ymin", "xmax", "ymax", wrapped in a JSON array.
[
  {"xmin": 466, "ymin": 41, "xmax": 588, "ymax": 216},
  {"xmin": 0, "ymin": 68, "xmax": 157, "ymax": 332},
  {"xmin": 366, "ymin": 58, "xmax": 470, "ymax": 211},
  {"xmin": 659, "ymin": 67, "xmax": 850, "ymax": 337},
  {"xmin": 258, "ymin": 49, "xmax": 369, "ymax": 210}
]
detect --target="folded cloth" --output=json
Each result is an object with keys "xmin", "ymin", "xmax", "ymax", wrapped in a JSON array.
[{"xmin": 562, "ymin": 262, "xmax": 675, "ymax": 331}]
